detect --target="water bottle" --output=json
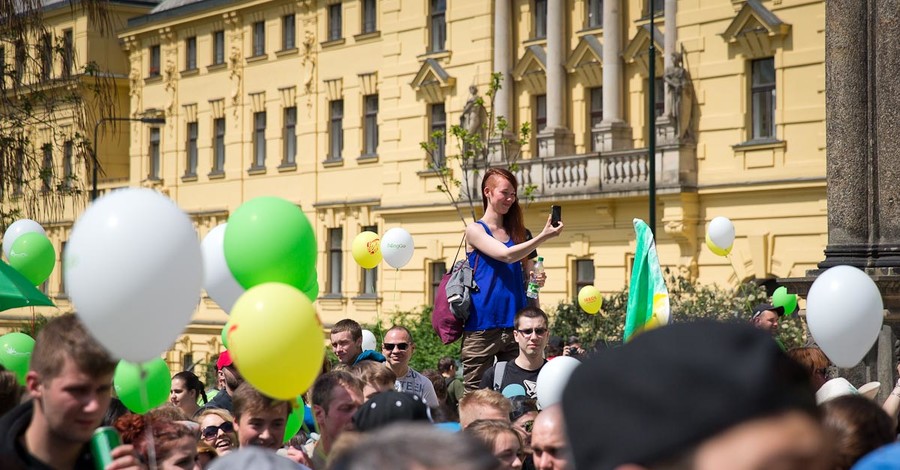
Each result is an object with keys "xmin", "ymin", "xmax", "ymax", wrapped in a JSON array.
[{"xmin": 526, "ymin": 257, "xmax": 544, "ymax": 299}]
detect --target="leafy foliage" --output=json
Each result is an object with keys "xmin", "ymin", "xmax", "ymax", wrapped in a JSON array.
[{"xmin": 364, "ymin": 306, "xmax": 461, "ymax": 373}]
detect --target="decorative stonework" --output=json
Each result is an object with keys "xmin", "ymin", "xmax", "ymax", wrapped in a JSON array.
[
  {"xmin": 323, "ymin": 78, "xmax": 343, "ymax": 101},
  {"xmin": 249, "ymin": 92, "xmax": 266, "ymax": 113},
  {"xmin": 623, "ymin": 24, "xmax": 664, "ymax": 78},
  {"xmin": 359, "ymin": 72, "xmax": 378, "ymax": 96},
  {"xmin": 183, "ymin": 103, "xmax": 198, "ymax": 123},
  {"xmin": 721, "ymin": 0, "xmax": 790, "ymax": 59},
  {"xmin": 209, "ymin": 99, "xmax": 225, "ymax": 119},
  {"xmin": 279, "ymin": 86, "xmax": 297, "ymax": 107},
  {"xmin": 566, "ymin": 35, "xmax": 603, "ymax": 87},
  {"xmin": 512, "ymin": 45, "xmax": 547, "ymax": 93},
  {"xmin": 410, "ymin": 59, "xmax": 455, "ymax": 103}
]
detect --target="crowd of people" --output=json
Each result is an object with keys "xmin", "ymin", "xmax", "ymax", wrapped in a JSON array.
[{"xmin": 4, "ymin": 170, "xmax": 900, "ymax": 470}]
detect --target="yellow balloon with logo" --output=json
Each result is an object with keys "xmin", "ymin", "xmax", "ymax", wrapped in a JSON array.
[
  {"xmin": 352, "ymin": 231, "xmax": 382, "ymax": 269},
  {"xmin": 578, "ymin": 285, "xmax": 603, "ymax": 314},
  {"xmin": 228, "ymin": 282, "xmax": 324, "ymax": 399}
]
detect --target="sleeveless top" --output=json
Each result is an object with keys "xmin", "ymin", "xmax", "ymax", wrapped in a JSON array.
[{"xmin": 464, "ymin": 220, "xmax": 526, "ymax": 331}]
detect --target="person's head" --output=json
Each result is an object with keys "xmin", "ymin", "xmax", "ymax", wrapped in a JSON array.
[
  {"xmin": 331, "ymin": 319, "xmax": 364, "ymax": 365},
  {"xmin": 438, "ymin": 356, "xmax": 457, "ymax": 377},
  {"xmin": 821, "ymin": 395, "xmax": 895, "ymax": 470},
  {"xmin": 383, "ymin": 326, "xmax": 415, "ymax": 370},
  {"xmin": 195, "ymin": 408, "xmax": 238, "ymax": 456},
  {"xmin": 467, "ymin": 419, "xmax": 524, "ymax": 470},
  {"xmin": 171, "ymin": 371, "xmax": 207, "ymax": 415},
  {"xmin": 786, "ymin": 347, "xmax": 831, "ymax": 391},
  {"xmin": 531, "ymin": 406, "xmax": 571, "ymax": 470},
  {"xmin": 196, "ymin": 441, "xmax": 218, "ymax": 468},
  {"xmin": 0, "ymin": 370, "xmax": 24, "ymax": 416},
  {"xmin": 27, "ymin": 314, "xmax": 117, "ymax": 445},
  {"xmin": 750, "ymin": 303, "xmax": 784, "ymax": 335},
  {"xmin": 216, "ymin": 351, "xmax": 243, "ymax": 396},
  {"xmin": 328, "ymin": 423, "xmax": 500, "ymax": 470},
  {"xmin": 514, "ymin": 306, "xmax": 550, "ymax": 358},
  {"xmin": 351, "ymin": 360, "xmax": 396, "ymax": 400},
  {"xmin": 115, "ymin": 411, "xmax": 201, "ymax": 470},
  {"xmin": 509, "ymin": 396, "xmax": 540, "ymax": 443},
  {"xmin": 352, "ymin": 390, "xmax": 433, "ymax": 432},
  {"xmin": 311, "ymin": 370, "xmax": 365, "ymax": 450},
  {"xmin": 421, "ymin": 368, "xmax": 447, "ymax": 402},
  {"xmin": 459, "ymin": 389, "xmax": 512, "ymax": 428},
  {"xmin": 563, "ymin": 321, "xmax": 824, "ymax": 470},
  {"xmin": 102, "ymin": 397, "xmax": 131, "ymax": 427},
  {"xmin": 231, "ymin": 382, "xmax": 291, "ymax": 450},
  {"xmin": 481, "ymin": 168, "xmax": 525, "ymax": 244}
]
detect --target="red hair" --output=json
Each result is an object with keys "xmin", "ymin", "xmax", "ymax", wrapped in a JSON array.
[
  {"xmin": 114, "ymin": 413, "xmax": 197, "ymax": 463},
  {"xmin": 481, "ymin": 168, "xmax": 525, "ymax": 244}
]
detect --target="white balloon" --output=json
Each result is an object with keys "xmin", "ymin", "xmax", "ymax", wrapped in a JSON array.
[
  {"xmin": 361, "ymin": 329, "xmax": 376, "ymax": 351},
  {"xmin": 536, "ymin": 356, "xmax": 581, "ymax": 409},
  {"xmin": 65, "ymin": 188, "xmax": 204, "ymax": 362},
  {"xmin": 807, "ymin": 265, "xmax": 884, "ymax": 368},
  {"xmin": 201, "ymin": 224, "xmax": 245, "ymax": 313},
  {"xmin": 3, "ymin": 219, "xmax": 46, "ymax": 260},
  {"xmin": 381, "ymin": 228, "xmax": 414, "ymax": 269},
  {"xmin": 707, "ymin": 217, "xmax": 735, "ymax": 250}
]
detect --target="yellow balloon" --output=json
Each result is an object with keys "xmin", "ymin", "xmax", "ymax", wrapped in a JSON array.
[
  {"xmin": 352, "ymin": 231, "xmax": 382, "ymax": 269},
  {"xmin": 228, "ymin": 282, "xmax": 325, "ymax": 399},
  {"xmin": 578, "ymin": 285, "xmax": 603, "ymax": 314},
  {"xmin": 705, "ymin": 232, "xmax": 732, "ymax": 257}
]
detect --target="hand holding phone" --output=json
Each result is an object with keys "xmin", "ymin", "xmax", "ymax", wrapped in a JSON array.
[{"xmin": 551, "ymin": 205, "xmax": 562, "ymax": 228}]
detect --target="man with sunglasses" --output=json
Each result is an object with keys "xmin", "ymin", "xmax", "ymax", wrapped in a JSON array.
[
  {"xmin": 383, "ymin": 326, "xmax": 439, "ymax": 408},
  {"xmin": 479, "ymin": 306, "xmax": 550, "ymax": 399}
]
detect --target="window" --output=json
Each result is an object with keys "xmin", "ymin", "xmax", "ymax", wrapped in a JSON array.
[
  {"xmin": 149, "ymin": 127, "xmax": 161, "ymax": 179},
  {"xmin": 329, "ymin": 99, "xmax": 344, "ymax": 160},
  {"xmin": 362, "ymin": 0, "xmax": 377, "ymax": 34},
  {"xmin": 573, "ymin": 259, "xmax": 595, "ymax": 294},
  {"xmin": 13, "ymin": 148, "xmax": 23, "ymax": 195},
  {"xmin": 0, "ymin": 47, "xmax": 5, "ymax": 82},
  {"xmin": 430, "ymin": 103, "xmax": 446, "ymax": 168},
  {"xmin": 589, "ymin": 87, "xmax": 603, "ymax": 127},
  {"xmin": 751, "ymin": 58, "xmax": 776, "ymax": 140},
  {"xmin": 253, "ymin": 21, "xmax": 266, "ymax": 56},
  {"xmin": 149, "ymin": 45, "xmax": 161, "ymax": 77},
  {"xmin": 182, "ymin": 353, "xmax": 194, "ymax": 372},
  {"xmin": 535, "ymin": 94, "xmax": 547, "ymax": 132},
  {"xmin": 647, "ymin": 78, "xmax": 664, "ymax": 118},
  {"xmin": 328, "ymin": 4, "xmax": 343, "ymax": 41},
  {"xmin": 253, "ymin": 111, "xmax": 267, "ymax": 168},
  {"xmin": 63, "ymin": 140, "xmax": 73, "ymax": 189},
  {"xmin": 282, "ymin": 14, "xmax": 296, "ymax": 50},
  {"xmin": 212, "ymin": 117, "xmax": 225, "ymax": 172},
  {"xmin": 360, "ymin": 225, "xmax": 378, "ymax": 295},
  {"xmin": 283, "ymin": 106, "xmax": 297, "ymax": 165},
  {"xmin": 40, "ymin": 33, "xmax": 52, "ymax": 81},
  {"xmin": 363, "ymin": 94, "xmax": 378, "ymax": 156},
  {"xmin": 59, "ymin": 241, "xmax": 67, "ymax": 295},
  {"xmin": 185, "ymin": 122, "xmax": 198, "ymax": 176},
  {"xmin": 429, "ymin": 0, "xmax": 446, "ymax": 52},
  {"xmin": 587, "ymin": 0, "xmax": 603, "ymax": 28},
  {"xmin": 14, "ymin": 41, "xmax": 25, "ymax": 84},
  {"xmin": 328, "ymin": 228, "xmax": 343, "ymax": 294},
  {"xmin": 429, "ymin": 261, "xmax": 447, "ymax": 305},
  {"xmin": 534, "ymin": 0, "xmax": 547, "ymax": 39},
  {"xmin": 185, "ymin": 37, "xmax": 197, "ymax": 70},
  {"xmin": 645, "ymin": 0, "xmax": 664, "ymax": 16},
  {"xmin": 213, "ymin": 30, "xmax": 225, "ymax": 64},
  {"xmin": 41, "ymin": 145, "xmax": 52, "ymax": 192},
  {"xmin": 62, "ymin": 29, "xmax": 74, "ymax": 77}
]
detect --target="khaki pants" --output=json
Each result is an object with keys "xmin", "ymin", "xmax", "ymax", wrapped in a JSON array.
[{"xmin": 461, "ymin": 328, "xmax": 518, "ymax": 392}]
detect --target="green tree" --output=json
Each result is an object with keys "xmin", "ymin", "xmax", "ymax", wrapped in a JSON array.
[{"xmin": 364, "ymin": 306, "xmax": 461, "ymax": 372}]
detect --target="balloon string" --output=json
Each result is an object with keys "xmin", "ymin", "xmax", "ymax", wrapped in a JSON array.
[
  {"xmin": 725, "ymin": 254, "xmax": 753, "ymax": 318},
  {"xmin": 393, "ymin": 268, "xmax": 399, "ymax": 310}
]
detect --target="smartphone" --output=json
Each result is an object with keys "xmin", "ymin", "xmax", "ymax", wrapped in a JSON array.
[{"xmin": 551, "ymin": 205, "xmax": 562, "ymax": 227}]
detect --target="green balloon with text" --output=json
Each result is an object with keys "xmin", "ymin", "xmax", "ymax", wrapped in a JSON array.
[
  {"xmin": 114, "ymin": 358, "xmax": 171, "ymax": 414},
  {"xmin": 9, "ymin": 232, "xmax": 55, "ymax": 286},
  {"xmin": 0, "ymin": 332, "xmax": 35, "ymax": 385}
]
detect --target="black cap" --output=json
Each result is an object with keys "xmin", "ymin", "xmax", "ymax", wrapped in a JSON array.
[
  {"xmin": 561, "ymin": 321, "xmax": 816, "ymax": 470},
  {"xmin": 752, "ymin": 303, "xmax": 785, "ymax": 319},
  {"xmin": 352, "ymin": 391, "xmax": 432, "ymax": 432}
]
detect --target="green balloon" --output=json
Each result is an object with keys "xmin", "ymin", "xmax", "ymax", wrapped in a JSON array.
[
  {"xmin": 114, "ymin": 358, "xmax": 171, "ymax": 414},
  {"xmin": 302, "ymin": 275, "xmax": 319, "ymax": 303},
  {"xmin": 0, "ymin": 332, "xmax": 34, "ymax": 385},
  {"xmin": 9, "ymin": 232, "xmax": 55, "ymax": 286},
  {"xmin": 283, "ymin": 395, "xmax": 306, "ymax": 444},
  {"xmin": 772, "ymin": 286, "xmax": 799, "ymax": 317},
  {"xmin": 221, "ymin": 323, "xmax": 230, "ymax": 349},
  {"xmin": 224, "ymin": 197, "xmax": 317, "ymax": 291}
]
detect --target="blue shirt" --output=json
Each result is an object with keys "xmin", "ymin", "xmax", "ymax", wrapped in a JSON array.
[{"xmin": 464, "ymin": 221, "xmax": 526, "ymax": 331}]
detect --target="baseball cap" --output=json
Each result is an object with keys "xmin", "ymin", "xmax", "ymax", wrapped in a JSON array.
[
  {"xmin": 216, "ymin": 350, "xmax": 233, "ymax": 370},
  {"xmin": 751, "ymin": 303, "xmax": 785, "ymax": 319},
  {"xmin": 352, "ymin": 391, "xmax": 432, "ymax": 432},
  {"xmin": 562, "ymin": 321, "xmax": 816, "ymax": 470}
]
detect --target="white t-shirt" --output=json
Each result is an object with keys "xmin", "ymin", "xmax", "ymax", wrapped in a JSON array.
[{"xmin": 394, "ymin": 367, "xmax": 439, "ymax": 408}]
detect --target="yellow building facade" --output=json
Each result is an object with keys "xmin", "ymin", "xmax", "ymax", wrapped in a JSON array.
[{"xmin": 2, "ymin": 0, "xmax": 826, "ymax": 377}]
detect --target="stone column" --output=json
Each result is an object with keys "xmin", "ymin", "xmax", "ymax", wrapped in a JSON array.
[
  {"xmin": 873, "ymin": 0, "xmax": 900, "ymax": 265},
  {"xmin": 537, "ymin": 0, "xmax": 573, "ymax": 157},
  {"xmin": 493, "ymin": 0, "xmax": 512, "ymax": 123},
  {"xmin": 595, "ymin": 0, "xmax": 632, "ymax": 151},
  {"xmin": 663, "ymin": 0, "xmax": 676, "ymax": 117}
]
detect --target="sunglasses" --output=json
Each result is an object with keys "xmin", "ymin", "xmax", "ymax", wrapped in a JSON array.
[
  {"xmin": 201, "ymin": 422, "xmax": 234, "ymax": 440},
  {"xmin": 382, "ymin": 342, "xmax": 410, "ymax": 351},
  {"xmin": 516, "ymin": 328, "xmax": 548, "ymax": 336}
]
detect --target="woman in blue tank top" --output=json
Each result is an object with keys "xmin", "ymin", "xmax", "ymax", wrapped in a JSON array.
[{"xmin": 459, "ymin": 168, "xmax": 564, "ymax": 391}]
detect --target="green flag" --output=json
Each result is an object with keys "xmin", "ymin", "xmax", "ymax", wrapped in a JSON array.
[{"xmin": 624, "ymin": 219, "xmax": 670, "ymax": 342}]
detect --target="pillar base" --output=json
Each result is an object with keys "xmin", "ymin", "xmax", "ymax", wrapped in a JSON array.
[
  {"xmin": 655, "ymin": 116, "xmax": 680, "ymax": 145},
  {"xmin": 593, "ymin": 120, "xmax": 633, "ymax": 152},
  {"xmin": 537, "ymin": 127, "xmax": 574, "ymax": 157}
]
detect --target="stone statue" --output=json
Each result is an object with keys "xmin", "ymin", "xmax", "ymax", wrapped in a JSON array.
[
  {"xmin": 664, "ymin": 52, "xmax": 693, "ymax": 139},
  {"xmin": 460, "ymin": 85, "xmax": 484, "ymax": 135}
]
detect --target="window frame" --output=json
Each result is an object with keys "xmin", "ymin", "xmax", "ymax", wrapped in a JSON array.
[
  {"xmin": 253, "ymin": 111, "xmax": 267, "ymax": 168},
  {"xmin": 586, "ymin": 0, "xmax": 603, "ymax": 29},
  {"xmin": 40, "ymin": 33, "xmax": 53, "ymax": 81},
  {"xmin": 363, "ymin": 94, "xmax": 379, "ymax": 156},
  {"xmin": 62, "ymin": 140, "xmax": 73, "ymax": 189},
  {"xmin": 149, "ymin": 45, "xmax": 161, "ymax": 77},
  {"xmin": 328, "ymin": 99, "xmax": 344, "ymax": 161},
  {"xmin": 185, "ymin": 36, "xmax": 197, "ymax": 70},
  {"xmin": 430, "ymin": 103, "xmax": 447, "ymax": 168},
  {"xmin": 535, "ymin": 94, "xmax": 547, "ymax": 133},
  {"xmin": 252, "ymin": 21, "xmax": 266, "ymax": 57},
  {"xmin": 185, "ymin": 121, "xmax": 199, "ymax": 177},
  {"xmin": 328, "ymin": 227, "xmax": 344, "ymax": 295},
  {"xmin": 213, "ymin": 30, "xmax": 225, "ymax": 65},
  {"xmin": 149, "ymin": 127, "xmax": 161, "ymax": 180},
  {"xmin": 362, "ymin": 0, "xmax": 377, "ymax": 34},
  {"xmin": 534, "ymin": 0, "xmax": 548, "ymax": 39},
  {"xmin": 283, "ymin": 106, "xmax": 297, "ymax": 165},
  {"xmin": 212, "ymin": 117, "xmax": 226, "ymax": 173},
  {"xmin": 41, "ymin": 144, "xmax": 53, "ymax": 192},
  {"xmin": 62, "ymin": 29, "xmax": 74, "ymax": 77},
  {"xmin": 282, "ymin": 14, "xmax": 296, "ymax": 50},
  {"xmin": 573, "ymin": 259, "xmax": 596, "ymax": 295},
  {"xmin": 328, "ymin": 3, "xmax": 343, "ymax": 41},
  {"xmin": 429, "ymin": 0, "xmax": 447, "ymax": 52},
  {"xmin": 750, "ymin": 57, "xmax": 776, "ymax": 141}
]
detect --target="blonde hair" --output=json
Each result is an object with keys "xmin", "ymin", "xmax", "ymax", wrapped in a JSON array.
[{"xmin": 352, "ymin": 361, "xmax": 397, "ymax": 391}]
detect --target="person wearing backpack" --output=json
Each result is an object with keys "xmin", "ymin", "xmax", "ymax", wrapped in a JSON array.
[
  {"xmin": 479, "ymin": 306, "xmax": 550, "ymax": 399},
  {"xmin": 461, "ymin": 168, "xmax": 563, "ymax": 392}
]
